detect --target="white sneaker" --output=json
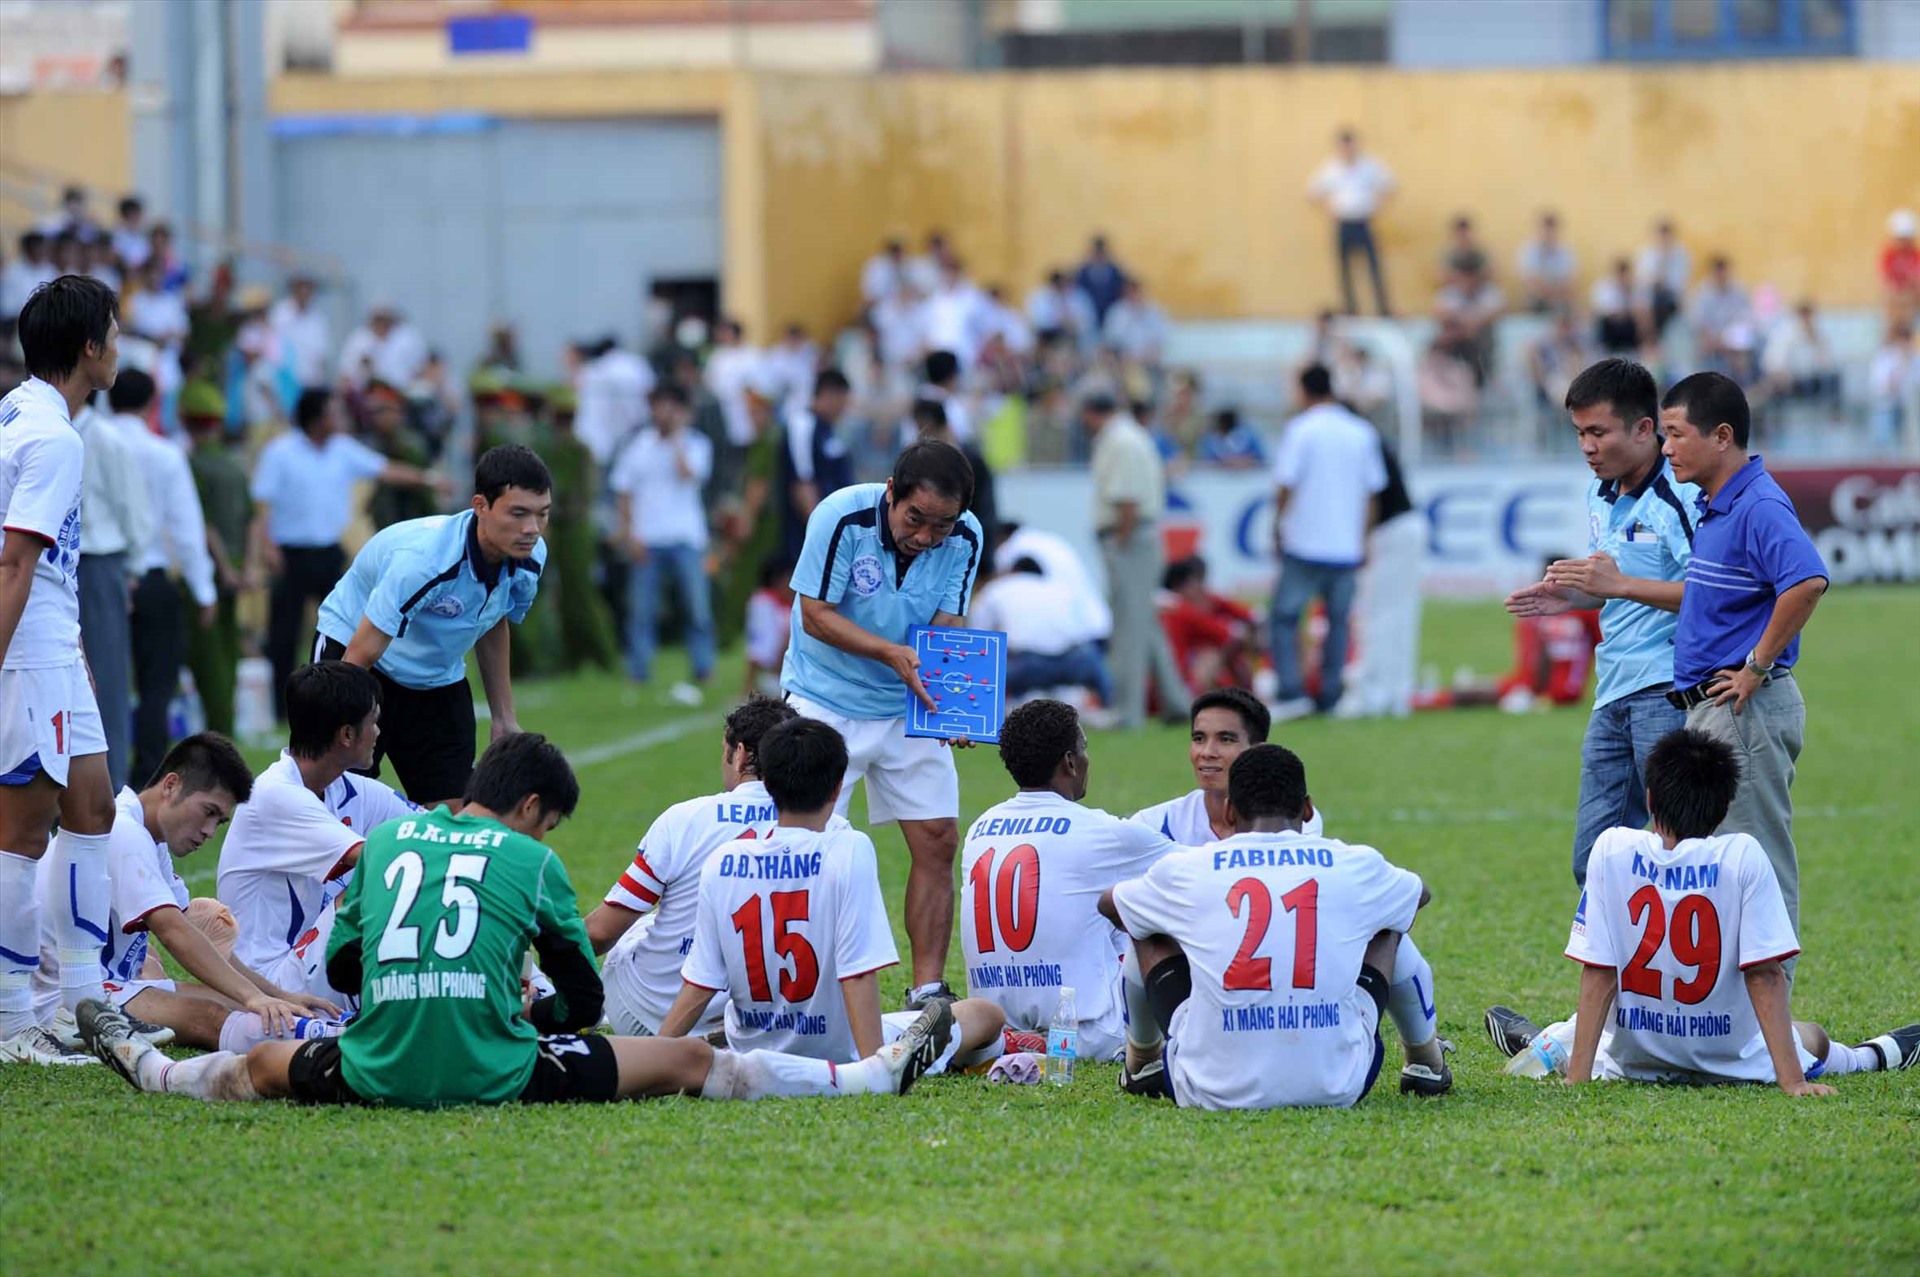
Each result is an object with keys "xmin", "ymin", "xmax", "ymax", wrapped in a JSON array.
[
  {"xmin": 1268, "ymin": 696, "xmax": 1317, "ymax": 724},
  {"xmin": 0, "ymin": 1024, "xmax": 97, "ymax": 1066},
  {"xmin": 668, "ymin": 681, "xmax": 704, "ymax": 708},
  {"xmin": 869, "ymin": 999, "xmax": 954, "ymax": 1096},
  {"xmin": 76, "ymin": 998, "xmax": 154, "ymax": 1090},
  {"xmin": 53, "ymin": 1004, "xmax": 175, "ymax": 1049}
]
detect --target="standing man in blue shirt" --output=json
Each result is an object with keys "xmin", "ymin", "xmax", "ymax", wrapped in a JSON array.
[
  {"xmin": 1506, "ymin": 360, "xmax": 1695, "ymax": 885},
  {"xmin": 314, "ymin": 445, "xmax": 551, "ymax": 811},
  {"xmin": 782, "ymin": 440, "xmax": 983, "ymax": 1009},
  {"xmin": 1660, "ymin": 372, "xmax": 1827, "ymax": 950}
]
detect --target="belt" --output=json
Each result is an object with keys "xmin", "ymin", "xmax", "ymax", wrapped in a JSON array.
[{"xmin": 1666, "ymin": 667, "xmax": 1791, "ymax": 711}]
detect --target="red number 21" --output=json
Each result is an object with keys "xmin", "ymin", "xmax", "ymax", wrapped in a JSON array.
[{"xmin": 1222, "ymin": 877, "xmax": 1319, "ymax": 992}]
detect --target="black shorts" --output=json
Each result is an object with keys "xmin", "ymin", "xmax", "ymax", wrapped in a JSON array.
[
  {"xmin": 315, "ymin": 637, "xmax": 476, "ymax": 804},
  {"xmin": 284, "ymin": 1034, "xmax": 621, "ymax": 1106}
]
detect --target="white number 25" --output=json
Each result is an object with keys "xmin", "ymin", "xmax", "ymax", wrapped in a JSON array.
[{"xmin": 375, "ymin": 851, "xmax": 490, "ymax": 963}]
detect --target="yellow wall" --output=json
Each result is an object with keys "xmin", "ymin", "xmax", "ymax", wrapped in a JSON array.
[{"xmin": 0, "ymin": 90, "xmax": 132, "ymax": 238}]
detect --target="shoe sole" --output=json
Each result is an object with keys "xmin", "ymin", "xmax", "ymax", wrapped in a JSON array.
[
  {"xmin": 1483, "ymin": 1007, "xmax": 1537, "ymax": 1059},
  {"xmin": 895, "ymin": 1001, "xmax": 956, "ymax": 1096},
  {"xmin": 1399, "ymin": 1066, "xmax": 1452, "ymax": 1096},
  {"xmin": 77, "ymin": 1001, "xmax": 149, "ymax": 1089}
]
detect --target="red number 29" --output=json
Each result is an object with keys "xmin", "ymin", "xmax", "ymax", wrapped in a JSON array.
[{"xmin": 1621, "ymin": 886, "xmax": 1722, "ymax": 1005}]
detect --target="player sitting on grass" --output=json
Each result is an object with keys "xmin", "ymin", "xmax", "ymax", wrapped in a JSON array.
[
  {"xmin": 37, "ymin": 733, "xmax": 342, "ymax": 1051},
  {"xmin": 1484, "ymin": 728, "xmax": 1919, "ymax": 1092},
  {"xmin": 588, "ymin": 694, "xmax": 850, "ymax": 1037},
  {"xmin": 659, "ymin": 717, "xmax": 1005, "ymax": 1075},
  {"xmin": 961, "ymin": 698, "xmax": 1177, "ymax": 1060},
  {"xmin": 1101, "ymin": 744, "xmax": 1432, "ymax": 1110},
  {"xmin": 214, "ymin": 662, "xmax": 419, "ymax": 1007},
  {"xmin": 1130, "ymin": 687, "xmax": 1452, "ymax": 1095},
  {"xmin": 79, "ymin": 732, "xmax": 954, "ymax": 1106}
]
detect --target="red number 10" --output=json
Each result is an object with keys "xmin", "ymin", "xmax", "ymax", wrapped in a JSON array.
[{"xmin": 968, "ymin": 844, "xmax": 1040, "ymax": 953}]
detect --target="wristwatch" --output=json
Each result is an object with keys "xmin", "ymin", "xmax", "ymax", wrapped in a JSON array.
[{"xmin": 1745, "ymin": 649, "xmax": 1775, "ymax": 677}]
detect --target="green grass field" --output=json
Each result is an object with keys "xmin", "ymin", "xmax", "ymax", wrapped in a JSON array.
[{"xmin": 4, "ymin": 592, "xmax": 1918, "ymax": 1276}]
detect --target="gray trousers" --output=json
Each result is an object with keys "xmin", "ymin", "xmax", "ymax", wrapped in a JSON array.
[
  {"xmin": 77, "ymin": 551, "xmax": 133, "ymax": 792},
  {"xmin": 1101, "ymin": 527, "xmax": 1187, "ymax": 728},
  {"xmin": 1687, "ymin": 673, "xmax": 1805, "ymax": 973}
]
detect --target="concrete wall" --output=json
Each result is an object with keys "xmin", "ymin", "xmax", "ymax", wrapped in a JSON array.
[
  {"xmin": 1860, "ymin": 0, "xmax": 1920, "ymax": 59},
  {"xmin": 0, "ymin": 90, "xmax": 131, "ymax": 238},
  {"xmin": 1390, "ymin": 0, "xmax": 1600, "ymax": 67}
]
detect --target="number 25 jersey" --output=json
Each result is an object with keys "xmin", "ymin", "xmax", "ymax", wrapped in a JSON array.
[{"xmin": 1111, "ymin": 831, "xmax": 1423, "ymax": 1111}]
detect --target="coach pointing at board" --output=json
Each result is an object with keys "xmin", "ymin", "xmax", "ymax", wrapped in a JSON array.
[
  {"xmin": 782, "ymin": 440, "xmax": 984, "ymax": 1010},
  {"xmin": 1659, "ymin": 372, "xmax": 1826, "ymax": 966}
]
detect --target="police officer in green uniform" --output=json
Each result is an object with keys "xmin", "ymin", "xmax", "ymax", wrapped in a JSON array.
[
  {"xmin": 178, "ymin": 381, "xmax": 250, "ymax": 735},
  {"xmin": 541, "ymin": 385, "xmax": 621, "ymax": 672}
]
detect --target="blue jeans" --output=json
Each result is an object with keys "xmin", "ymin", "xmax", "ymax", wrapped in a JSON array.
[
  {"xmin": 1572, "ymin": 684, "xmax": 1687, "ymax": 886},
  {"xmin": 1006, "ymin": 642, "xmax": 1113, "ymax": 706},
  {"xmin": 1269, "ymin": 554, "xmax": 1358, "ymax": 711},
  {"xmin": 625, "ymin": 545, "xmax": 715, "ymax": 684}
]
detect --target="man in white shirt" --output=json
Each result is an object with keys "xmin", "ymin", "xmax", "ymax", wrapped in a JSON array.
[
  {"xmin": 703, "ymin": 318, "xmax": 762, "ymax": 449},
  {"xmin": 574, "ymin": 336, "xmax": 654, "ymax": 467},
  {"xmin": 1307, "ymin": 129, "xmax": 1395, "ymax": 317},
  {"xmin": 0, "ymin": 276, "xmax": 124, "ymax": 1063},
  {"xmin": 1689, "ymin": 256, "xmax": 1755, "ymax": 379},
  {"xmin": 1, "ymin": 233, "xmax": 58, "ymax": 327},
  {"xmin": 73, "ymin": 389, "xmax": 152, "ymax": 794},
  {"xmin": 1102, "ymin": 744, "xmax": 1431, "ymax": 1110},
  {"xmin": 860, "ymin": 239, "xmax": 907, "ymax": 307},
  {"xmin": 1517, "ymin": 210, "xmax": 1578, "ymax": 313},
  {"xmin": 1268, "ymin": 364, "xmax": 1386, "ymax": 720},
  {"xmin": 1760, "ymin": 301, "xmax": 1838, "ymax": 405},
  {"xmin": 962, "ymin": 699, "xmax": 1175, "ymax": 1059},
  {"xmin": 336, "ymin": 303, "xmax": 427, "ymax": 391},
  {"xmin": 610, "ymin": 383, "xmax": 715, "ymax": 703},
  {"xmin": 1634, "ymin": 219, "xmax": 1691, "ymax": 337},
  {"xmin": 267, "ymin": 276, "xmax": 331, "ymax": 392},
  {"xmin": 921, "ymin": 263, "xmax": 989, "ymax": 371},
  {"xmin": 1867, "ymin": 318, "xmax": 1918, "ymax": 451},
  {"xmin": 993, "ymin": 521, "xmax": 1111, "ymax": 647},
  {"xmin": 1025, "ymin": 270, "xmax": 1098, "ymax": 353},
  {"xmin": 1101, "ymin": 279, "xmax": 1170, "ymax": 367},
  {"xmin": 971, "ymin": 558, "xmax": 1112, "ymax": 707}
]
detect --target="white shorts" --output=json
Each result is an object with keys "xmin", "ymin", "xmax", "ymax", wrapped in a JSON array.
[
  {"xmin": 103, "ymin": 977, "xmax": 177, "ymax": 1008},
  {"xmin": 786, "ymin": 694, "xmax": 959, "ymax": 825},
  {"xmin": 271, "ymin": 897, "xmax": 355, "ymax": 1009},
  {"xmin": 0, "ymin": 659, "xmax": 108, "ymax": 789},
  {"xmin": 602, "ymin": 961, "xmax": 724, "ymax": 1038}
]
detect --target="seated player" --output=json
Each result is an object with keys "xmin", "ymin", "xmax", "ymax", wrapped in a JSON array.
[
  {"xmin": 36, "ymin": 733, "xmax": 342, "ymax": 1051},
  {"xmin": 79, "ymin": 733, "xmax": 954, "ymax": 1107},
  {"xmin": 961, "ymin": 699, "xmax": 1177, "ymax": 1059},
  {"xmin": 215, "ymin": 662, "xmax": 420, "ymax": 1006},
  {"xmin": 1418, "ymin": 571, "xmax": 1601, "ymax": 712},
  {"xmin": 1485, "ymin": 729, "xmax": 1918, "ymax": 1091},
  {"xmin": 659, "ymin": 717, "xmax": 1005, "ymax": 1075},
  {"xmin": 1100, "ymin": 745, "xmax": 1432, "ymax": 1110},
  {"xmin": 1158, "ymin": 557, "xmax": 1257, "ymax": 693},
  {"xmin": 1126, "ymin": 691, "xmax": 1452, "ymax": 1094}
]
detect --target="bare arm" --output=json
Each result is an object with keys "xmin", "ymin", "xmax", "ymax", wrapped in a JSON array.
[
  {"xmin": 1096, "ymin": 887, "xmax": 1122, "ymax": 930},
  {"xmin": 799, "ymin": 594, "xmax": 935, "ymax": 710},
  {"xmin": 0, "ymin": 529, "xmax": 45, "ymax": 665},
  {"xmin": 474, "ymin": 617, "xmax": 517, "ymax": 737},
  {"xmin": 1746, "ymin": 962, "xmax": 1834, "ymax": 1097},
  {"xmin": 657, "ymin": 980, "xmax": 714, "ymax": 1038},
  {"xmin": 1752, "ymin": 577, "xmax": 1827, "ymax": 669},
  {"xmin": 790, "ymin": 479, "xmax": 822, "ymax": 523},
  {"xmin": 1271, "ymin": 487, "xmax": 1293, "ymax": 554},
  {"xmin": 840, "ymin": 970, "xmax": 883, "ymax": 1058},
  {"xmin": 1564, "ymin": 964, "xmax": 1617, "ymax": 1083},
  {"xmin": 1545, "ymin": 553, "xmax": 1684, "ymax": 612},
  {"xmin": 585, "ymin": 902, "xmax": 641, "ymax": 956},
  {"xmin": 146, "ymin": 908, "xmax": 326, "ymax": 1036},
  {"xmin": 246, "ymin": 503, "xmax": 280, "ymax": 582},
  {"xmin": 341, "ymin": 615, "xmax": 395, "ymax": 669}
]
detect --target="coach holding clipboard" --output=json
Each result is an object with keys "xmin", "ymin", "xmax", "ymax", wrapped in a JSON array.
[
  {"xmin": 1659, "ymin": 373, "xmax": 1827, "ymax": 967},
  {"xmin": 781, "ymin": 440, "xmax": 984, "ymax": 1010}
]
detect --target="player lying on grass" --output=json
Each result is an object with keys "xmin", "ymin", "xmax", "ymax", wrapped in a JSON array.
[
  {"xmin": 961, "ymin": 698, "xmax": 1178, "ymax": 1060},
  {"xmin": 1130, "ymin": 687, "xmax": 1453, "ymax": 1095},
  {"xmin": 80, "ymin": 732, "xmax": 954, "ymax": 1106},
  {"xmin": 659, "ymin": 716, "xmax": 1005, "ymax": 1076},
  {"xmin": 36, "ymin": 732, "xmax": 342, "ymax": 1052},
  {"xmin": 1483, "ymin": 728, "xmax": 1919, "ymax": 1092},
  {"xmin": 214, "ymin": 662, "xmax": 419, "ymax": 1009},
  {"xmin": 1101, "ymin": 744, "xmax": 1432, "ymax": 1110},
  {"xmin": 587, "ymin": 695, "xmax": 852, "ymax": 1037}
]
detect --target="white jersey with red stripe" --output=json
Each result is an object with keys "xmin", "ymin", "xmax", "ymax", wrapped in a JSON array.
[
  {"xmin": 1566, "ymin": 828, "xmax": 1801, "ymax": 1083},
  {"xmin": 1131, "ymin": 789, "xmax": 1326, "ymax": 846},
  {"xmin": 682, "ymin": 825, "xmax": 898, "ymax": 1063},
  {"xmin": 215, "ymin": 752, "xmax": 418, "ymax": 983}
]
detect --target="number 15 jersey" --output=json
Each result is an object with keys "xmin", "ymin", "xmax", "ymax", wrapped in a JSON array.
[{"xmin": 1111, "ymin": 831, "xmax": 1423, "ymax": 1111}]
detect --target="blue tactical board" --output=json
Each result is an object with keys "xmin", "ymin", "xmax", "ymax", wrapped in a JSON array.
[{"xmin": 905, "ymin": 626, "xmax": 1007, "ymax": 744}]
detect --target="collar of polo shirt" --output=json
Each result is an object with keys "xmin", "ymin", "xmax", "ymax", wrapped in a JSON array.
[
  {"xmin": 1698, "ymin": 455, "xmax": 1766, "ymax": 519},
  {"xmin": 1598, "ymin": 454, "xmax": 1668, "ymax": 504},
  {"xmin": 465, "ymin": 509, "xmax": 528, "ymax": 589}
]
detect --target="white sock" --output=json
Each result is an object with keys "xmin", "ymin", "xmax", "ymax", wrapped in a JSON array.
[
  {"xmin": 46, "ymin": 829, "xmax": 112, "ymax": 1010},
  {"xmin": 1822, "ymin": 1039, "xmax": 1877, "ymax": 1075},
  {"xmin": 702, "ymin": 1048, "xmax": 885, "ymax": 1100},
  {"xmin": 152, "ymin": 1049, "xmax": 261, "ymax": 1101},
  {"xmin": 219, "ymin": 1012, "xmax": 346, "ymax": 1052},
  {"xmin": 1387, "ymin": 934, "xmax": 1438, "ymax": 1049},
  {"xmin": 0, "ymin": 851, "xmax": 40, "ymax": 1039},
  {"xmin": 1121, "ymin": 945, "xmax": 1164, "ymax": 1051}
]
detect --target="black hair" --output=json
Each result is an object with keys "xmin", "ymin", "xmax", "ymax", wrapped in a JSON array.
[
  {"xmin": 911, "ymin": 398, "xmax": 947, "ymax": 432},
  {"xmin": 152, "ymin": 732, "xmax": 252, "ymax": 803},
  {"xmin": 293, "ymin": 386, "xmax": 332, "ymax": 433},
  {"xmin": 891, "ymin": 439, "xmax": 974, "ymax": 511},
  {"xmin": 997, "ymin": 699, "xmax": 1083, "ymax": 789},
  {"xmin": 1645, "ymin": 728, "xmax": 1740, "ymax": 841},
  {"xmin": 757, "ymin": 553, "xmax": 792, "ymax": 590},
  {"xmin": 464, "ymin": 732, "xmax": 580, "ymax": 824},
  {"xmin": 1163, "ymin": 555, "xmax": 1207, "ymax": 592},
  {"xmin": 724, "ymin": 694, "xmax": 798, "ymax": 777},
  {"xmin": 1226, "ymin": 744, "xmax": 1308, "ymax": 822},
  {"xmin": 1191, "ymin": 687, "xmax": 1270, "ymax": 743},
  {"xmin": 285, "ymin": 661, "xmax": 380, "ymax": 760},
  {"xmin": 475, "ymin": 444, "xmax": 553, "ymax": 502},
  {"xmin": 1080, "ymin": 391, "xmax": 1117, "ymax": 415},
  {"xmin": 1565, "ymin": 358, "xmax": 1658, "ymax": 430},
  {"xmin": 924, "ymin": 350, "xmax": 959, "ymax": 386},
  {"xmin": 648, "ymin": 382, "xmax": 691, "ymax": 408},
  {"xmin": 758, "ymin": 718, "xmax": 848, "ymax": 814},
  {"xmin": 19, "ymin": 231, "xmax": 46, "ymax": 254},
  {"xmin": 17, "ymin": 275, "xmax": 117, "ymax": 382},
  {"xmin": 1298, "ymin": 363, "xmax": 1333, "ymax": 399},
  {"xmin": 107, "ymin": 368, "xmax": 156, "ymax": 414},
  {"xmin": 118, "ymin": 196, "xmax": 143, "ymax": 218},
  {"xmin": 1662, "ymin": 371, "xmax": 1751, "ymax": 448},
  {"xmin": 1212, "ymin": 407, "xmax": 1240, "ymax": 434},
  {"xmin": 1009, "ymin": 556, "xmax": 1043, "ymax": 575},
  {"xmin": 814, "ymin": 368, "xmax": 850, "ymax": 395}
]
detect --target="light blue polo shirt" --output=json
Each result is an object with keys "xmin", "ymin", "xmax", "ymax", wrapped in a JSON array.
[
  {"xmin": 1586, "ymin": 458, "xmax": 1699, "ymax": 708},
  {"xmin": 782, "ymin": 482, "xmax": 983, "ymax": 720},
  {"xmin": 316, "ymin": 509, "xmax": 545, "ymax": 690}
]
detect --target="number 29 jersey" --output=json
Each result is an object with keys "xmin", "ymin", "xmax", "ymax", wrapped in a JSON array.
[
  {"xmin": 1566, "ymin": 828, "xmax": 1800, "ymax": 1083},
  {"xmin": 1111, "ymin": 831, "xmax": 1423, "ymax": 1111}
]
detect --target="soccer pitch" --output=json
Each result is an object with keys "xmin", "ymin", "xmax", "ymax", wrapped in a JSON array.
[{"xmin": 3, "ymin": 594, "xmax": 1917, "ymax": 1276}]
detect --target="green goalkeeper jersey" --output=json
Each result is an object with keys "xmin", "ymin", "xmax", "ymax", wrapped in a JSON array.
[{"xmin": 327, "ymin": 807, "xmax": 598, "ymax": 1108}]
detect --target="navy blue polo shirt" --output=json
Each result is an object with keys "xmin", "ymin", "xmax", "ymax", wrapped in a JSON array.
[{"xmin": 1672, "ymin": 456, "xmax": 1828, "ymax": 688}]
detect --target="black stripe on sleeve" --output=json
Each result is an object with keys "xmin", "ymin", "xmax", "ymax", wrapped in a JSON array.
[
  {"xmin": 814, "ymin": 506, "xmax": 877, "ymax": 602},
  {"xmin": 1650, "ymin": 476, "xmax": 1695, "ymax": 546},
  {"xmin": 950, "ymin": 521, "xmax": 981, "ymax": 615}
]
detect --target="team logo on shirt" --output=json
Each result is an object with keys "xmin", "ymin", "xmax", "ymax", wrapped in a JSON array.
[
  {"xmin": 850, "ymin": 554, "xmax": 884, "ymax": 597},
  {"xmin": 425, "ymin": 593, "xmax": 465, "ymax": 618}
]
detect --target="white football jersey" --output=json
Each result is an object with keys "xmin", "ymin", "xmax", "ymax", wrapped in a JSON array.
[
  {"xmin": 0, "ymin": 378, "xmax": 85, "ymax": 669},
  {"xmin": 1131, "ymin": 789, "xmax": 1326, "ymax": 846},
  {"xmin": 961, "ymin": 790, "xmax": 1176, "ymax": 1059},
  {"xmin": 33, "ymin": 787, "xmax": 188, "ymax": 1006},
  {"xmin": 682, "ymin": 825, "xmax": 898, "ymax": 1063},
  {"xmin": 216, "ymin": 753, "xmax": 418, "ymax": 976},
  {"xmin": 1566, "ymin": 828, "xmax": 1801, "ymax": 1083},
  {"xmin": 1112, "ymin": 831, "xmax": 1423, "ymax": 1110},
  {"xmin": 601, "ymin": 781, "xmax": 852, "ymax": 1033}
]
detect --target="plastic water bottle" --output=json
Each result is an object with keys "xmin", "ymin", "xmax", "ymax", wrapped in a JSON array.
[
  {"xmin": 235, "ymin": 656, "xmax": 274, "ymax": 746},
  {"xmin": 1046, "ymin": 987, "xmax": 1078, "ymax": 1086},
  {"xmin": 1504, "ymin": 1019, "xmax": 1573, "ymax": 1078}
]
